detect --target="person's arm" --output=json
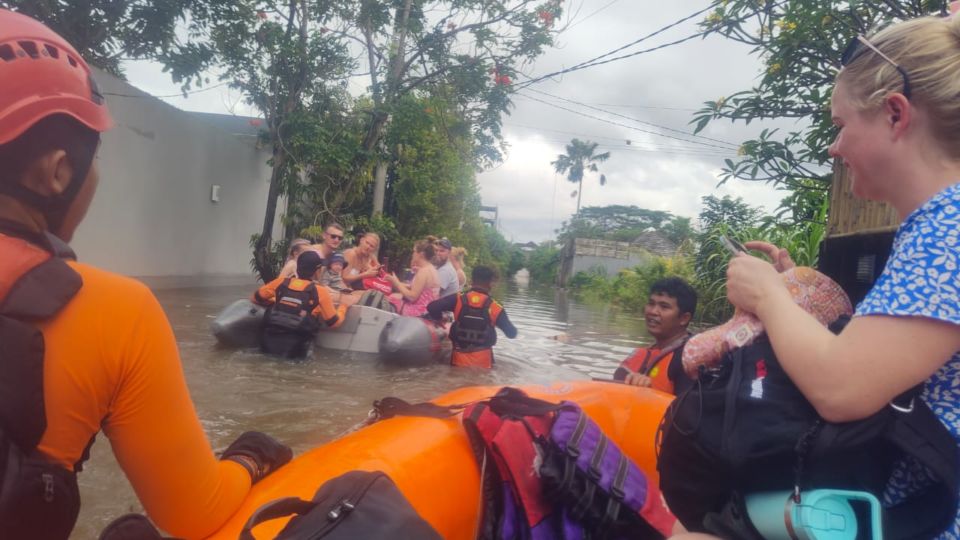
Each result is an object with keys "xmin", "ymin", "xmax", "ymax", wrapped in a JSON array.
[
  {"xmin": 426, "ymin": 294, "xmax": 457, "ymax": 320},
  {"xmin": 493, "ymin": 306, "xmax": 518, "ymax": 338},
  {"xmin": 341, "ymin": 250, "xmax": 378, "ymax": 285},
  {"xmin": 389, "ymin": 269, "xmax": 426, "ymax": 301},
  {"xmin": 252, "ymin": 276, "xmax": 284, "ymax": 305},
  {"xmin": 278, "ymin": 259, "xmax": 297, "ymax": 280},
  {"xmin": 104, "ymin": 285, "xmax": 253, "ymax": 538},
  {"xmin": 727, "ymin": 254, "xmax": 960, "ymax": 422},
  {"xmin": 312, "ymin": 288, "xmax": 347, "ymax": 329}
]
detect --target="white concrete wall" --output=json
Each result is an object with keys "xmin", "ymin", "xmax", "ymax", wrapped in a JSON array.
[{"xmin": 71, "ymin": 68, "xmax": 279, "ymax": 280}]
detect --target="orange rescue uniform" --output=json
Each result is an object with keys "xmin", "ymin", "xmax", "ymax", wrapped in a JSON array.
[
  {"xmin": 615, "ymin": 347, "xmax": 679, "ymax": 395},
  {"xmin": 254, "ymin": 276, "xmax": 346, "ymax": 329},
  {"xmin": 30, "ymin": 252, "xmax": 251, "ymax": 538}
]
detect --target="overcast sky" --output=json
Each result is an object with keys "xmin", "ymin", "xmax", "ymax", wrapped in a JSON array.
[{"xmin": 121, "ymin": 0, "xmax": 804, "ymax": 243}]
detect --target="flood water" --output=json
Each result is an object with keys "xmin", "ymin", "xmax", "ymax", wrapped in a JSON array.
[{"xmin": 73, "ymin": 274, "xmax": 654, "ymax": 538}]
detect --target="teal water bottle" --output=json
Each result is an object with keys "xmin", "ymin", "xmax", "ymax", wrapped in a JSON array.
[{"xmin": 744, "ymin": 489, "xmax": 883, "ymax": 540}]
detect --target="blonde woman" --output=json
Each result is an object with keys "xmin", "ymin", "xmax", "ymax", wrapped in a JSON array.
[
  {"xmin": 278, "ymin": 238, "xmax": 312, "ymax": 279},
  {"xmin": 676, "ymin": 15, "xmax": 960, "ymax": 539},
  {"xmin": 342, "ymin": 232, "xmax": 382, "ymax": 290}
]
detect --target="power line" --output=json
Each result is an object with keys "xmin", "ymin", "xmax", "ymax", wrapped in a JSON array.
[
  {"xmin": 514, "ymin": 93, "xmax": 738, "ymax": 151},
  {"xmin": 517, "ymin": 2, "xmax": 719, "ymax": 89},
  {"xmin": 103, "ymin": 81, "xmax": 232, "ymax": 99},
  {"xmin": 504, "ymin": 123, "xmax": 734, "ymax": 154},
  {"xmin": 525, "ymin": 88, "xmax": 739, "ymax": 148},
  {"xmin": 566, "ymin": 0, "xmax": 624, "ymax": 30}
]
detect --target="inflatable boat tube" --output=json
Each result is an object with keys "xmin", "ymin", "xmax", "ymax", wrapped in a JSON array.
[
  {"xmin": 204, "ymin": 380, "xmax": 671, "ymax": 539},
  {"xmin": 378, "ymin": 316, "xmax": 452, "ymax": 366},
  {"xmin": 210, "ymin": 299, "xmax": 265, "ymax": 348},
  {"xmin": 211, "ymin": 299, "xmax": 450, "ymax": 362}
]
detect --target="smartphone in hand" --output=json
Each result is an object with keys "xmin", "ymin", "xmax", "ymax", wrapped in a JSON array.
[{"xmin": 721, "ymin": 235, "xmax": 748, "ymax": 256}]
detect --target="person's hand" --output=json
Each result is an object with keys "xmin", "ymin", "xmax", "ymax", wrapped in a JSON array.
[
  {"xmin": 623, "ymin": 372, "xmax": 652, "ymax": 387},
  {"xmin": 385, "ymin": 272, "xmax": 400, "ymax": 285},
  {"xmin": 364, "ymin": 268, "xmax": 379, "ymax": 278},
  {"xmin": 726, "ymin": 253, "xmax": 790, "ymax": 316},
  {"xmin": 743, "ymin": 241, "xmax": 795, "ymax": 272},
  {"xmin": 221, "ymin": 431, "xmax": 293, "ymax": 484}
]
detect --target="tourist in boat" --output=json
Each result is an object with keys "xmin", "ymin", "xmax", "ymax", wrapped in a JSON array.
[
  {"xmin": 311, "ymin": 222, "xmax": 344, "ymax": 260},
  {"xmin": 612, "ymin": 277, "xmax": 697, "ymax": 395},
  {"xmin": 278, "ymin": 238, "xmax": 312, "ymax": 279},
  {"xmin": 434, "ymin": 237, "xmax": 463, "ymax": 298},
  {"xmin": 386, "ymin": 238, "xmax": 441, "ymax": 316},
  {"xmin": 426, "ymin": 265, "xmax": 518, "ymax": 368},
  {"xmin": 676, "ymin": 14, "xmax": 960, "ymax": 539},
  {"xmin": 0, "ymin": 10, "xmax": 293, "ymax": 538},
  {"xmin": 342, "ymin": 231, "xmax": 382, "ymax": 290},
  {"xmin": 451, "ymin": 246, "xmax": 468, "ymax": 287},
  {"xmin": 320, "ymin": 252, "xmax": 361, "ymax": 307}
]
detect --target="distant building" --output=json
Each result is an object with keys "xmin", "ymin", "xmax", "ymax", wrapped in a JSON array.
[
  {"xmin": 556, "ymin": 233, "xmax": 679, "ymax": 287},
  {"xmin": 513, "ymin": 241, "xmax": 538, "ymax": 252}
]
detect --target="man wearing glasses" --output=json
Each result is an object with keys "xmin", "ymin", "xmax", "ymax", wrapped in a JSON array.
[{"xmin": 313, "ymin": 222, "xmax": 345, "ymax": 260}]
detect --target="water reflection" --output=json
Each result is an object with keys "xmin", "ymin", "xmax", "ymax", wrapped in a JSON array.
[{"xmin": 73, "ymin": 278, "xmax": 652, "ymax": 538}]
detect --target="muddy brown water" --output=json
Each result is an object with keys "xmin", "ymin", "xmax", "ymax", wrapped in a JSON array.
[{"xmin": 73, "ymin": 275, "xmax": 654, "ymax": 538}]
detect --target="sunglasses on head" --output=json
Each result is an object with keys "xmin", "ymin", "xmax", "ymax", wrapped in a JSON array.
[{"xmin": 841, "ymin": 34, "xmax": 912, "ymax": 99}]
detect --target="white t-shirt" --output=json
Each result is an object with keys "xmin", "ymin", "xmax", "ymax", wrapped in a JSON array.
[{"xmin": 437, "ymin": 260, "xmax": 460, "ymax": 298}]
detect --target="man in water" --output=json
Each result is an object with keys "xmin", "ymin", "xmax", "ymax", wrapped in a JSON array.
[
  {"xmin": 434, "ymin": 237, "xmax": 463, "ymax": 298},
  {"xmin": 427, "ymin": 265, "xmax": 517, "ymax": 368},
  {"xmin": 254, "ymin": 251, "xmax": 345, "ymax": 358},
  {"xmin": 613, "ymin": 277, "xmax": 697, "ymax": 395}
]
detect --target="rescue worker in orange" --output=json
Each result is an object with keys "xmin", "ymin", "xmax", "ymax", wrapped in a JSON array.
[
  {"xmin": 613, "ymin": 277, "xmax": 697, "ymax": 395},
  {"xmin": 253, "ymin": 250, "xmax": 347, "ymax": 359},
  {"xmin": 0, "ymin": 9, "xmax": 292, "ymax": 539},
  {"xmin": 426, "ymin": 265, "xmax": 517, "ymax": 368}
]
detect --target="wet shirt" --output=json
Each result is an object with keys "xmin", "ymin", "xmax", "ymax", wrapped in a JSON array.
[{"xmin": 856, "ymin": 182, "xmax": 960, "ymax": 537}]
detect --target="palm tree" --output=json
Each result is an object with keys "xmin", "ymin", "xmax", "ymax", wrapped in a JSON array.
[{"xmin": 551, "ymin": 139, "xmax": 610, "ymax": 215}]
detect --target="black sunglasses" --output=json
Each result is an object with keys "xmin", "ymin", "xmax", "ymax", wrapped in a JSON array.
[
  {"xmin": 326, "ymin": 233, "xmax": 343, "ymax": 240},
  {"xmin": 841, "ymin": 34, "xmax": 912, "ymax": 99}
]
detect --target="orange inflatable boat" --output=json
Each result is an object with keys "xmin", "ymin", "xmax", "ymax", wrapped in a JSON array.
[{"xmin": 206, "ymin": 380, "xmax": 672, "ymax": 539}]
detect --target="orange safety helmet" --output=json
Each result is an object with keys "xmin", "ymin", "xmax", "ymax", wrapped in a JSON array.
[{"xmin": 0, "ymin": 8, "xmax": 113, "ymax": 146}]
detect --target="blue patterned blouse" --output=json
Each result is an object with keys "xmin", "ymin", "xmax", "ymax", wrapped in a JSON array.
[{"xmin": 856, "ymin": 182, "xmax": 960, "ymax": 538}]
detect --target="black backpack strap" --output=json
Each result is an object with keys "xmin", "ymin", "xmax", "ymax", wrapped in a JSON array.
[
  {"xmin": 367, "ymin": 397, "xmax": 471, "ymax": 424},
  {"xmin": 883, "ymin": 399, "xmax": 960, "ymax": 539},
  {"xmin": 239, "ymin": 497, "xmax": 317, "ymax": 540},
  {"xmin": 488, "ymin": 387, "xmax": 561, "ymax": 418}
]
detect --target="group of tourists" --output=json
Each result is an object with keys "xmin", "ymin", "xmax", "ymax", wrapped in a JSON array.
[
  {"xmin": 254, "ymin": 222, "xmax": 516, "ymax": 365},
  {"xmin": 4, "ymin": 5, "xmax": 960, "ymax": 539}
]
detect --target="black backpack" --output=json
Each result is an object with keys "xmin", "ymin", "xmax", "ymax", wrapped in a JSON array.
[
  {"xmin": 657, "ymin": 331, "xmax": 959, "ymax": 539},
  {"xmin": 239, "ymin": 470, "xmax": 441, "ymax": 540}
]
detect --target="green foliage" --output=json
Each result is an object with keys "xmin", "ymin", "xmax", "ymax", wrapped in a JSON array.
[
  {"xmin": 248, "ymin": 233, "xmax": 287, "ymax": 283},
  {"xmin": 551, "ymin": 139, "xmax": 610, "ymax": 214},
  {"xmin": 568, "ymin": 256, "xmax": 697, "ymax": 314},
  {"xmin": 555, "ymin": 205, "xmax": 694, "ymax": 246},
  {"xmin": 1, "ymin": 0, "xmax": 202, "ymax": 78},
  {"xmin": 692, "ymin": 192, "xmax": 828, "ymax": 322},
  {"xmin": 526, "ymin": 243, "xmax": 561, "ymax": 283},
  {"xmin": 693, "ymin": 0, "xmax": 945, "ymax": 191}
]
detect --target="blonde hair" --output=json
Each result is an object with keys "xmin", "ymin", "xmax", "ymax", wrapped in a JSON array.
[
  {"xmin": 360, "ymin": 231, "xmax": 380, "ymax": 247},
  {"xmin": 838, "ymin": 16, "xmax": 960, "ymax": 158},
  {"xmin": 288, "ymin": 238, "xmax": 311, "ymax": 259},
  {"xmin": 451, "ymin": 246, "xmax": 467, "ymax": 264}
]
